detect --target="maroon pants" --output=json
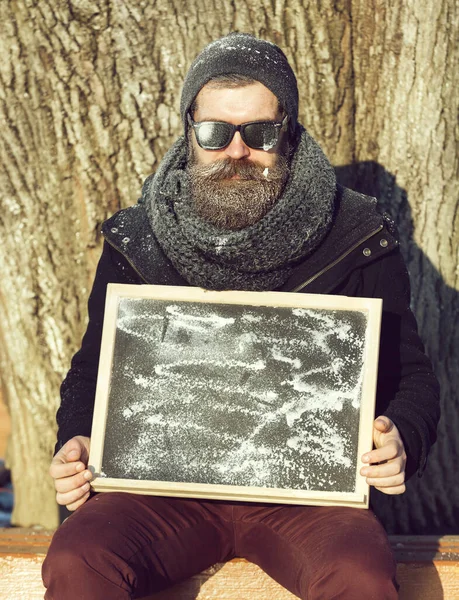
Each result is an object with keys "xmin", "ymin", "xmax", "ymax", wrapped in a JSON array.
[{"xmin": 42, "ymin": 492, "xmax": 398, "ymax": 599}]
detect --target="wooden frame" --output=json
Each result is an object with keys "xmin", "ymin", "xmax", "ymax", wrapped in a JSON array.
[{"xmin": 88, "ymin": 284, "xmax": 382, "ymax": 509}]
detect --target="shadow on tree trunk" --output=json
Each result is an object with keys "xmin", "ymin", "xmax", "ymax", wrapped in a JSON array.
[{"xmin": 335, "ymin": 162, "xmax": 458, "ymax": 537}]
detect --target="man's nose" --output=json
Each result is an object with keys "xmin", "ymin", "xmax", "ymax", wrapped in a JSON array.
[{"xmin": 224, "ymin": 131, "xmax": 250, "ymax": 159}]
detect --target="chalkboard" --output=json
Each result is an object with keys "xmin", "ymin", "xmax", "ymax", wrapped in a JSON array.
[{"xmin": 89, "ymin": 284, "xmax": 382, "ymax": 508}]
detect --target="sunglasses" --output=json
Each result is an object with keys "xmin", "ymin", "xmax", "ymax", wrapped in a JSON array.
[{"xmin": 187, "ymin": 114, "xmax": 289, "ymax": 151}]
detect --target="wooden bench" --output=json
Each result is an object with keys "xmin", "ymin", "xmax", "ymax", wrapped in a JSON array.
[{"xmin": 0, "ymin": 528, "xmax": 458, "ymax": 599}]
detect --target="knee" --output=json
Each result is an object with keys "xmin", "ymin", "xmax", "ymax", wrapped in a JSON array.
[
  {"xmin": 308, "ymin": 549, "xmax": 398, "ymax": 600},
  {"xmin": 42, "ymin": 523, "xmax": 130, "ymax": 598},
  {"xmin": 42, "ymin": 525, "xmax": 97, "ymax": 585}
]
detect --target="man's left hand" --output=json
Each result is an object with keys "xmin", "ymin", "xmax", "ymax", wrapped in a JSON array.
[{"xmin": 360, "ymin": 416, "xmax": 407, "ymax": 495}]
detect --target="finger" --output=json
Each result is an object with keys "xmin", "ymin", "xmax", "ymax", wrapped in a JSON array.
[
  {"xmin": 56, "ymin": 482, "xmax": 91, "ymax": 507},
  {"xmin": 374, "ymin": 483, "xmax": 406, "ymax": 495},
  {"xmin": 66, "ymin": 491, "xmax": 91, "ymax": 512},
  {"xmin": 365, "ymin": 472, "xmax": 405, "ymax": 488},
  {"xmin": 362, "ymin": 443, "xmax": 401, "ymax": 464},
  {"xmin": 360, "ymin": 460, "xmax": 402, "ymax": 479},
  {"xmin": 52, "ymin": 436, "xmax": 91, "ymax": 469},
  {"xmin": 374, "ymin": 416, "xmax": 394, "ymax": 433},
  {"xmin": 49, "ymin": 461, "xmax": 86, "ymax": 480},
  {"xmin": 52, "ymin": 444, "xmax": 82, "ymax": 466},
  {"xmin": 54, "ymin": 470, "xmax": 93, "ymax": 494}
]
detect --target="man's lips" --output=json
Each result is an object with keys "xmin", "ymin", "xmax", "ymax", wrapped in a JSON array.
[{"xmin": 220, "ymin": 174, "xmax": 243, "ymax": 183}]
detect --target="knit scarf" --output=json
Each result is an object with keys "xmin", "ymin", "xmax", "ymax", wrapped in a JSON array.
[{"xmin": 142, "ymin": 127, "xmax": 336, "ymax": 291}]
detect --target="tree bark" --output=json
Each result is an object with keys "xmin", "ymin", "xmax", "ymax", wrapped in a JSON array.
[
  {"xmin": 338, "ymin": 0, "xmax": 459, "ymax": 534},
  {"xmin": 0, "ymin": 0, "xmax": 456, "ymax": 531}
]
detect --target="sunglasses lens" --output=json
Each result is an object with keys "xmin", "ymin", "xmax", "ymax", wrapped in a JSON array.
[
  {"xmin": 196, "ymin": 122, "xmax": 232, "ymax": 150},
  {"xmin": 192, "ymin": 119, "xmax": 282, "ymax": 150},
  {"xmin": 243, "ymin": 123, "xmax": 279, "ymax": 150}
]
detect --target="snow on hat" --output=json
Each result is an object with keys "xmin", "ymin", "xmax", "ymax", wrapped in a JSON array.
[{"xmin": 180, "ymin": 32, "xmax": 299, "ymax": 138}]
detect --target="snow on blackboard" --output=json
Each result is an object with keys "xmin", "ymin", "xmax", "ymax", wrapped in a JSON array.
[{"xmin": 101, "ymin": 299, "xmax": 368, "ymax": 493}]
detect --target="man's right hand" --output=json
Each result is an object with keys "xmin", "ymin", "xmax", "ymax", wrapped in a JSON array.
[{"xmin": 49, "ymin": 436, "xmax": 92, "ymax": 511}]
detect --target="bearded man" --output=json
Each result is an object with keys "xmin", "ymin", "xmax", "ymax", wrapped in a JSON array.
[{"xmin": 43, "ymin": 33, "xmax": 440, "ymax": 600}]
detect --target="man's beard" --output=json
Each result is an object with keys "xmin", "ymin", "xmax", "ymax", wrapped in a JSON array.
[{"xmin": 187, "ymin": 148, "xmax": 290, "ymax": 231}]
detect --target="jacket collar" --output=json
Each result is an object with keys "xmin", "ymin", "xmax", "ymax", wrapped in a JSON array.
[
  {"xmin": 279, "ymin": 184, "xmax": 398, "ymax": 293},
  {"xmin": 102, "ymin": 204, "xmax": 188, "ymax": 286},
  {"xmin": 101, "ymin": 184, "xmax": 398, "ymax": 293}
]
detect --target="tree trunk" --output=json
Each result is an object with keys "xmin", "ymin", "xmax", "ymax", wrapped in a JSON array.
[
  {"xmin": 0, "ymin": 0, "xmax": 457, "ymax": 531},
  {"xmin": 337, "ymin": 0, "xmax": 459, "ymax": 534}
]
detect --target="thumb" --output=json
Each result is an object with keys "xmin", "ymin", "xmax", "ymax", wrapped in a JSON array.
[
  {"xmin": 374, "ymin": 416, "xmax": 394, "ymax": 433},
  {"xmin": 61, "ymin": 439, "xmax": 83, "ymax": 462}
]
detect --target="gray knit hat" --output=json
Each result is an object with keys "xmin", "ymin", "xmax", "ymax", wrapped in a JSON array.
[{"xmin": 180, "ymin": 33, "xmax": 299, "ymax": 138}]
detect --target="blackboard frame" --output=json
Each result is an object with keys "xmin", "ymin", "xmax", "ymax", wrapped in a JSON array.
[{"xmin": 88, "ymin": 284, "xmax": 382, "ymax": 509}]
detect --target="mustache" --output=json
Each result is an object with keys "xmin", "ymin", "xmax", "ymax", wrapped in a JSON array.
[{"xmin": 188, "ymin": 157, "xmax": 289, "ymax": 182}]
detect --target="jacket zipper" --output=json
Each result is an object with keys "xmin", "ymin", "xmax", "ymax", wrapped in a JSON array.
[
  {"xmin": 104, "ymin": 236, "xmax": 149, "ymax": 283},
  {"xmin": 290, "ymin": 224, "xmax": 384, "ymax": 293}
]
